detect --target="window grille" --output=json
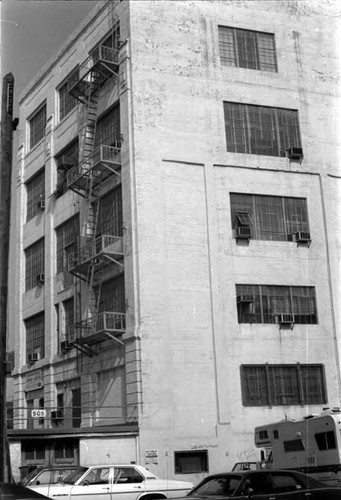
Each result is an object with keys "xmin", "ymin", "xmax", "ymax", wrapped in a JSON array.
[
  {"xmin": 55, "ymin": 140, "xmax": 79, "ymax": 197},
  {"xmin": 25, "ymin": 239, "xmax": 44, "ymax": 291},
  {"xmin": 236, "ymin": 284, "xmax": 317, "ymax": 324},
  {"xmin": 241, "ymin": 364, "xmax": 326, "ymax": 406},
  {"xmin": 26, "ymin": 169, "xmax": 45, "ymax": 221},
  {"xmin": 25, "ymin": 312, "xmax": 45, "ymax": 360},
  {"xmin": 224, "ymin": 102, "xmax": 301, "ymax": 157},
  {"xmin": 29, "ymin": 103, "xmax": 47, "ymax": 149},
  {"xmin": 231, "ymin": 194, "xmax": 309, "ymax": 242},
  {"xmin": 58, "ymin": 67, "xmax": 79, "ymax": 121},
  {"xmin": 94, "ymin": 104, "xmax": 120, "ymax": 148},
  {"xmin": 97, "ymin": 187, "xmax": 123, "ymax": 237},
  {"xmin": 219, "ymin": 26, "xmax": 277, "ymax": 72}
]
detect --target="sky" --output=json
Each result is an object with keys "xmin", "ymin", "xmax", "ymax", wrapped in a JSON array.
[{"xmin": 1, "ymin": 0, "xmax": 100, "ymax": 113}]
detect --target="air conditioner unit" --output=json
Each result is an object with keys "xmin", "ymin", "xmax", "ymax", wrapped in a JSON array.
[
  {"xmin": 113, "ymin": 140, "xmax": 122, "ymax": 150},
  {"xmin": 36, "ymin": 273, "xmax": 45, "ymax": 285},
  {"xmin": 235, "ymin": 226, "xmax": 252, "ymax": 240},
  {"xmin": 294, "ymin": 231, "xmax": 311, "ymax": 244},
  {"xmin": 28, "ymin": 352, "xmax": 41, "ymax": 363},
  {"xmin": 237, "ymin": 294, "xmax": 254, "ymax": 304},
  {"xmin": 287, "ymin": 147, "xmax": 303, "ymax": 161},
  {"xmin": 277, "ymin": 313, "xmax": 295, "ymax": 325},
  {"xmin": 37, "ymin": 199, "xmax": 45, "ymax": 211},
  {"xmin": 61, "ymin": 340, "xmax": 72, "ymax": 353}
]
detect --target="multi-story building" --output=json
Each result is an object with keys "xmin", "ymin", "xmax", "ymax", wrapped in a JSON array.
[{"xmin": 8, "ymin": 0, "xmax": 341, "ymax": 483}]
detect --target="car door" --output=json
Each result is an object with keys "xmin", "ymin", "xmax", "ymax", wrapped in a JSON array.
[
  {"xmin": 111, "ymin": 466, "xmax": 146, "ymax": 500},
  {"xmin": 232, "ymin": 472, "xmax": 276, "ymax": 499},
  {"xmin": 69, "ymin": 466, "xmax": 112, "ymax": 500}
]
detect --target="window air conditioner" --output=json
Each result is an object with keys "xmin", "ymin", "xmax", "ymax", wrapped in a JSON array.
[
  {"xmin": 287, "ymin": 147, "xmax": 303, "ymax": 161},
  {"xmin": 294, "ymin": 231, "xmax": 311, "ymax": 244},
  {"xmin": 61, "ymin": 340, "xmax": 72, "ymax": 353},
  {"xmin": 235, "ymin": 226, "xmax": 252, "ymax": 240},
  {"xmin": 36, "ymin": 273, "xmax": 45, "ymax": 285},
  {"xmin": 277, "ymin": 313, "xmax": 295, "ymax": 325},
  {"xmin": 237, "ymin": 294, "xmax": 254, "ymax": 304},
  {"xmin": 37, "ymin": 199, "xmax": 45, "ymax": 211},
  {"xmin": 28, "ymin": 352, "xmax": 41, "ymax": 363}
]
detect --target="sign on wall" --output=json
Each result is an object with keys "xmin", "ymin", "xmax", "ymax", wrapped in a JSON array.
[
  {"xmin": 25, "ymin": 370, "xmax": 43, "ymax": 392},
  {"xmin": 145, "ymin": 449, "xmax": 158, "ymax": 464}
]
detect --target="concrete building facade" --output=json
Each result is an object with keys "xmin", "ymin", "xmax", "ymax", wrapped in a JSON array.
[{"xmin": 8, "ymin": 0, "xmax": 341, "ymax": 484}]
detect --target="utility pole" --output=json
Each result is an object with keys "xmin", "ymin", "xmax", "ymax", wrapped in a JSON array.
[{"xmin": 0, "ymin": 73, "xmax": 15, "ymax": 483}]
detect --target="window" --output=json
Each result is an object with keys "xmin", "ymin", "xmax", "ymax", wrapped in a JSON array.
[
  {"xmin": 58, "ymin": 68, "xmax": 79, "ymax": 121},
  {"xmin": 230, "ymin": 194, "xmax": 310, "ymax": 242},
  {"xmin": 218, "ymin": 26, "xmax": 277, "ymax": 72},
  {"xmin": 55, "ymin": 440, "xmax": 75, "ymax": 460},
  {"xmin": 22, "ymin": 441, "xmax": 45, "ymax": 461},
  {"xmin": 29, "ymin": 103, "xmax": 47, "ymax": 149},
  {"xmin": 113, "ymin": 467, "xmax": 144, "ymax": 484},
  {"xmin": 240, "ymin": 364, "xmax": 327, "ymax": 406},
  {"xmin": 97, "ymin": 187, "xmax": 123, "ymax": 237},
  {"xmin": 55, "ymin": 140, "xmax": 79, "ymax": 197},
  {"xmin": 283, "ymin": 439, "xmax": 305, "ymax": 452},
  {"xmin": 91, "ymin": 24, "xmax": 121, "ymax": 63},
  {"xmin": 63, "ymin": 297, "xmax": 74, "ymax": 333},
  {"xmin": 94, "ymin": 104, "xmax": 120, "ymax": 148},
  {"xmin": 174, "ymin": 450, "xmax": 209, "ymax": 474},
  {"xmin": 25, "ymin": 312, "xmax": 45, "ymax": 361},
  {"xmin": 26, "ymin": 169, "xmax": 45, "ymax": 221},
  {"xmin": 315, "ymin": 431, "xmax": 336, "ymax": 450},
  {"xmin": 224, "ymin": 102, "xmax": 301, "ymax": 157},
  {"xmin": 236, "ymin": 285, "xmax": 317, "ymax": 324},
  {"xmin": 25, "ymin": 239, "xmax": 44, "ymax": 291},
  {"xmin": 97, "ymin": 275, "xmax": 125, "ymax": 314},
  {"xmin": 56, "ymin": 215, "xmax": 79, "ymax": 287}
]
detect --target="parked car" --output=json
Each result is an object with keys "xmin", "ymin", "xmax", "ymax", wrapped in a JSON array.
[
  {"xmin": 28, "ymin": 464, "xmax": 194, "ymax": 500},
  {"xmin": 0, "ymin": 482, "xmax": 53, "ymax": 499},
  {"xmin": 232, "ymin": 462, "xmax": 266, "ymax": 471},
  {"xmin": 21, "ymin": 466, "xmax": 80, "ymax": 487},
  {"xmin": 174, "ymin": 469, "xmax": 341, "ymax": 499}
]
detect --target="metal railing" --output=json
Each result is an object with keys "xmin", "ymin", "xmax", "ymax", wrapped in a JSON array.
[{"xmin": 68, "ymin": 234, "xmax": 124, "ymax": 271}]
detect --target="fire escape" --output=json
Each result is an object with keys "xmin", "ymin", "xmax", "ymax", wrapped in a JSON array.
[{"xmin": 61, "ymin": 42, "xmax": 125, "ymax": 356}]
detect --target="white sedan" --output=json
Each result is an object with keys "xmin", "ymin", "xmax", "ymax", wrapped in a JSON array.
[{"xmin": 28, "ymin": 464, "xmax": 194, "ymax": 500}]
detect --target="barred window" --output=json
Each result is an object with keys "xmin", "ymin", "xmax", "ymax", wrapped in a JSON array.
[
  {"xmin": 26, "ymin": 169, "xmax": 45, "ymax": 221},
  {"xmin": 29, "ymin": 103, "xmax": 47, "ymax": 149},
  {"xmin": 241, "ymin": 364, "xmax": 327, "ymax": 406},
  {"xmin": 58, "ymin": 67, "xmax": 79, "ymax": 121},
  {"xmin": 224, "ymin": 102, "xmax": 301, "ymax": 157},
  {"xmin": 97, "ymin": 187, "xmax": 123, "ymax": 237},
  {"xmin": 218, "ymin": 26, "xmax": 277, "ymax": 72},
  {"xmin": 230, "ymin": 194, "xmax": 309, "ymax": 242},
  {"xmin": 55, "ymin": 140, "xmax": 79, "ymax": 197},
  {"xmin": 94, "ymin": 104, "xmax": 120, "ymax": 148},
  {"xmin": 25, "ymin": 312, "xmax": 45, "ymax": 360},
  {"xmin": 236, "ymin": 285, "xmax": 317, "ymax": 324},
  {"xmin": 25, "ymin": 239, "xmax": 44, "ymax": 291},
  {"xmin": 56, "ymin": 216, "xmax": 79, "ymax": 286}
]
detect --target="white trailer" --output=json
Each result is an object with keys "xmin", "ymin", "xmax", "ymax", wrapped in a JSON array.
[{"xmin": 254, "ymin": 409, "xmax": 341, "ymax": 487}]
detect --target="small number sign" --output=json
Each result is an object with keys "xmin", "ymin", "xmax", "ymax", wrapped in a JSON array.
[{"xmin": 31, "ymin": 409, "xmax": 47, "ymax": 418}]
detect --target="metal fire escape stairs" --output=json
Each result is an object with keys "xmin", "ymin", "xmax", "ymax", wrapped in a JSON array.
[{"xmin": 64, "ymin": 45, "xmax": 125, "ymax": 356}]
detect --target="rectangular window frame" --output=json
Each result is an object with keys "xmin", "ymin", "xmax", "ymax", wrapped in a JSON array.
[
  {"xmin": 56, "ymin": 215, "xmax": 79, "ymax": 286},
  {"xmin": 94, "ymin": 103, "xmax": 121, "ymax": 149},
  {"xmin": 26, "ymin": 169, "xmax": 45, "ymax": 222},
  {"xmin": 29, "ymin": 102, "xmax": 47, "ymax": 150},
  {"xmin": 55, "ymin": 139, "xmax": 79, "ymax": 197},
  {"xmin": 224, "ymin": 102, "xmax": 302, "ymax": 157},
  {"xmin": 241, "ymin": 364, "xmax": 327, "ymax": 407},
  {"xmin": 25, "ymin": 238, "xmax": 45, "ymax": 291},
  {"xmin": 174, "ymin": 450, "xmax": 209, "ymax": 474},
  {"xmin": 218, "ymin": 26, "xmax": 277, "ymax": 72},
  {"xmin": 58, "ymin": 67, "xmax": 79, "ymax": 121},
  {"xmin": 230, "ymin": 193, "xmax": 310, "ymax": 242},
  {"xmin": 236, "ymin": 284, "xmax": 317, "ymax": 325},
  {"xmin": 25, "ymin": 312, "xmax": 45, "ymax": 361}
]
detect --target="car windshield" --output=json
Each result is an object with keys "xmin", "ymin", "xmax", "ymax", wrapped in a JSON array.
[
  {"xmin": 21, "ymin": 469, "xmax": 42, "ymax": 486},
  {"xmin": 63, "ymin": 467, "xmax": 88, "ymax": 485},
  {"xmin": 189, "ymin": 475, "xmax": 242, "ymax": 497}
]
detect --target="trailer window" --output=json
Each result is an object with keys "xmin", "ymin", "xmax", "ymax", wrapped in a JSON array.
[
  {"xmin": 315, "ymin": 431, "xmax": 336, "ymax": 450},
  {"xmin": 283, "ymin": 439, "xmax": 305, "ymax": 452}
]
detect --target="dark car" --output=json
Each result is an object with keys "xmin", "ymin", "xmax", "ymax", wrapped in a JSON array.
[
  {"xmin": 176, "ymin": 469, "xmax": 341, "ymax": 499},
  {"xmin": 0, "ymin": 482, "xmax": 53, "ymax": 499}
]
